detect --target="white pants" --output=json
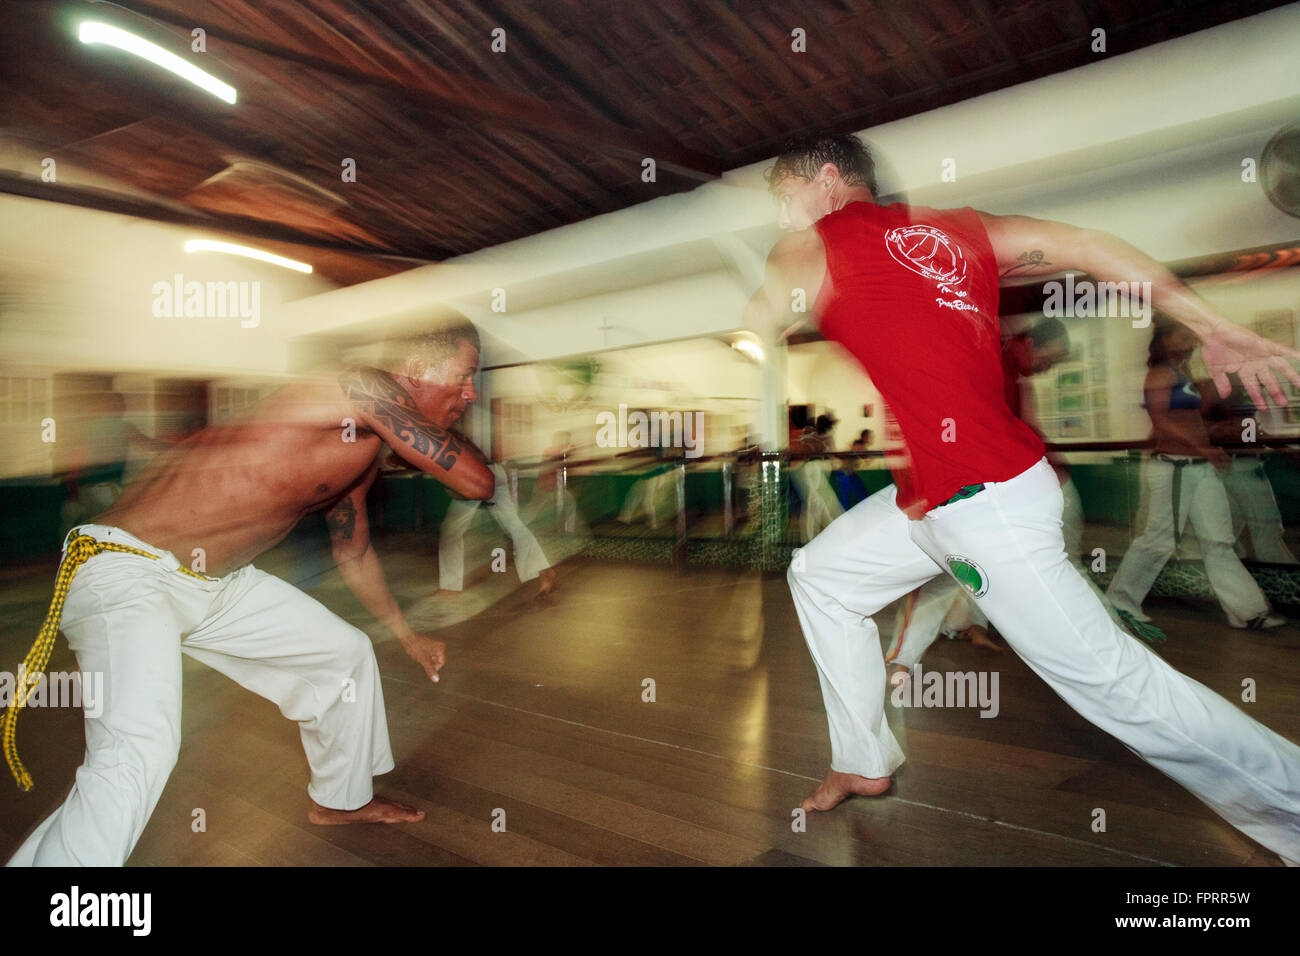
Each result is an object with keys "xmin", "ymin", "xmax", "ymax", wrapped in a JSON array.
[
  {"xmin": 1107, "ymin": 457, "xmax": 1270, "ymax": 626},
  {"xmin": 793, "ymin": 460, "xmax": 844, "ymax": 543},
  {"xmin": 7, "ymin": 525, "xmax": 394, "ymax": 867},
  {"xmin": 1223, "ymin": 456, "xmax": 1297, "ymax": 564},
  {"xmin": 617, "ymin": 469, "xmax": 677, "ymax": 528},
  {"xmin": 788, "ymin": 459, "xmax": 1300, "ymax": 861},
  {"xmin": 439, "ymin": 464, "xmax": 551, "ymax": 591},
  {"xmin": 887, "ymin": 476, "xmax": 1110, "ymax": 670}
]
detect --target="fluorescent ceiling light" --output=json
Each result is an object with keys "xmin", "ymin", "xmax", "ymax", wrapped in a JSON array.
[
  {"xmin": 185, "ymin": 240, "xmax": 312, "ymax": 273},
  {"xmin": 78, "ymin": 21, "xmax": 237, "ymax": 104}
]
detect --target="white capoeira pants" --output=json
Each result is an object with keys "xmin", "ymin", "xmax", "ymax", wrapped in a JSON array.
[
  {"xmin": 887, "ymin": 476, "xmax": 1106, "ymax": 670},
  {"xmin": 6, "ymin": 524, "xmax": 394, "ymax": 867},
  {"xmin": 788, "ymin": 458, "xmax": 1300, "ymax": 862},
  {"xmin": 617, "ymin": 469, "xmax": 677, "ymax": 528},
  {"xmin": 1107, "ymin": 456, "xmax": 1271, "ymax": 626},
  {"xmin": 439, "ymin": 463, "xmax": 551, "ymax": 591},
  {"xmin": 1223, "ymin": 455, "xmax": 1297, "ymax": 564}
]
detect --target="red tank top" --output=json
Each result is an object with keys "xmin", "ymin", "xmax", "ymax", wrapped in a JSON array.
[{"xmin": 813, "ymin": 202, "xmax": 1044, "ymax": 513}]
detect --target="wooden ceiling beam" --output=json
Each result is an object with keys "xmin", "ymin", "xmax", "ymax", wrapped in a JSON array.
[
  {"xmin": 86, "ymin": 0, "xmax": 725, "ymax": 181},
  {"xmin": 0, "ymin": 172, "xmax": 450, "ymax": 261}
]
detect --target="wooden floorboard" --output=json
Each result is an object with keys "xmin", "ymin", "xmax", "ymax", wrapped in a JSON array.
[{"xmin": 0, "ymin": 548, "xmax": 1295, "ymax": 866}]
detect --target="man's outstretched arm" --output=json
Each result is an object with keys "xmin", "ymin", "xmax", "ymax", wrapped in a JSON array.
[
  {"xmin": 977, "ymin": 213, "xmax": 1300, "ymax": 408},
  {"xmin": 325, "ymin": 468, "xmax": 446, "ymax": 682},
  {"xmin": 339, "ymin": 366, "xmax": 494, "ymax": 500}
]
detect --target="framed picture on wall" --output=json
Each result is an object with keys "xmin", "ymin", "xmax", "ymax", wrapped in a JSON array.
[
  {"xmin": 1094, "ymin": 412, "xmax": 1110, "ymax": 436},
  {"xmin": 1058, "ymin": 369, "xmax": 1085, "ymax": 390},
  {"xmin": 1089, "ymin": 363, "xmax": 1107, "ymax": 385},
  {"xmin": 1058, "ymin": 392, "xmax": 1087, "ymax": 413},
  {"xmin": 1091, "ymin": 389, "xmax": 1108, "ymax": 410}
]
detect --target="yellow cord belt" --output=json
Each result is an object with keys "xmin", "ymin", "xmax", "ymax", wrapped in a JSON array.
[{"xmin": 1, "ymin": 532, "xmax": 212, "ymax": 791}]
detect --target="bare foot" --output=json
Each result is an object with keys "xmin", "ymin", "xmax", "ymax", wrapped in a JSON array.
[
  {"xmin": 537, "ymin": 567, "xmax": 557, "ymax": 597},
  {"xmin": 308, "ymin": 796, "xmax": 425, "ymax": 825},
  {"xmin": 800, "ymin": 769, "xmax": 891, "ymax": 812},
  {"xmin": 960, "ymin": 625, "xmax": 1002, "ymax": 653}
]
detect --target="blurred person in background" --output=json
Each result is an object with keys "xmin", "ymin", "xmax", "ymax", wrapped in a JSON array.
[
  {"xmin": 436, "ymin": 460, "xmax": 556, "ymax": 598},
  {"xmin": 1203, "ymin": 371, "xmax": 1298, "ymax": 564},
  {"xmin": 1107, "ymin": 321, "xmax": 1283, "ymax": 630},
  {"xmin": 526, "ymin": 430, "xmax": 580, "ymax": 533},
  {"xmin": 833, "ymin": 426, "xmax": 872, "ymax": 509},
  {"xmin": 792, "ymin": 412, "xmax": 843, "ymax": 541}
]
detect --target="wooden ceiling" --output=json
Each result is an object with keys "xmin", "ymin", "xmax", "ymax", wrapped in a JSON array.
[{"xmin": 0, "ymin": 0, "xmax": 1289, "ymax": 284}]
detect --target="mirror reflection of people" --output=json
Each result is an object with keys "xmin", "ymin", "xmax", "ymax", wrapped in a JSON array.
[
  {"xmin": 833, "ymin": 427, "xmax": 871, "ymax": 509},
  {"xmin": 1202, "ymin": 371, "xmax": 1298, "ymax": 565},
  {"xmin": 1106, "ymin": 322, "xmax": 1283, "ymax": 630},
  {"xmin": 527, "ymin": 431, "xmax": 580, "ymax": 532},
  {"xmin": 616, "ymin": 429, "xmax": 678, "ymax": 530},
  {"xmin": 436, "ymin": 462, "xmax": 556, "ymax": 599},
  {"xmin": 791, "ymin": 412, "xmax": 843, "ymax": 541}
]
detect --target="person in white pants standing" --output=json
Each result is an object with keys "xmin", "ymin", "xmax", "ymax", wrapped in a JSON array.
[
  {"xmin": 792, "ymin": 414, "xmax": 844, "ymax": 542},
  {"xmin": 1202, "ymin": 374, "xmax": 1298, "ymax": 564},
  {"xmin": 1222, "ymin": 453, "xmax": 1298, "ymax": 563},
  {"xmin": 1107, "ymin": 323, "xmax": 1282, "ymax": 630},
  {"xmin": 755, "ymin": 132, "xmax": 1300, "ymax": 864},
  {"xmin": 438, "ymin": 462, "xmax": 555, "ymax": 596}
]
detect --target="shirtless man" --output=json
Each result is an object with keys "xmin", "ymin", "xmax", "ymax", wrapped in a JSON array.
[
  {"xmin": 4, "ymin": 319, "xmax": 492, "ymax": 866},
  {"xmin": 751, "ymin": 134, "xmax": 1300, "ymax": 863}
]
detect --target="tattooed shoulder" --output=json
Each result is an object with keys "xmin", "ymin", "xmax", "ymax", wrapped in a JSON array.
[{"xmin": 338, "ymin": 366, "xmax": 416, "ymax": 411}]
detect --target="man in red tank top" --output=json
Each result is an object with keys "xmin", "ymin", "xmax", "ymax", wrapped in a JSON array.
[{"xmin": 751, "ymin": 134, "xmax": 1300, "ymax": 865}]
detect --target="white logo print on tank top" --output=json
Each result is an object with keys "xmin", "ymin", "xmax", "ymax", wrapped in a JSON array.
[{"xmin": 884, "ymin": 225, "xmax": 990, "ymax": 339}]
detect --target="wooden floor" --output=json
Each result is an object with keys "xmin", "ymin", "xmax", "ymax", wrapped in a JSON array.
[{"xmin": 1, "ymin": 537, "xmax": 1297, "ymax": 866}]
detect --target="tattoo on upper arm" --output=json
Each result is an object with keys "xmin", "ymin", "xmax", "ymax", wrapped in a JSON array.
[
  {"xmin": 1000, "ymin": 250, "xmax": 1052, "ymax": 278},
  {"xmin": 338, "ymin": 368, "xmax": 462, "ymax": 469},
  {"xmin": 326, "ymin": 497, "xmax": 357, "ymax": 543}
]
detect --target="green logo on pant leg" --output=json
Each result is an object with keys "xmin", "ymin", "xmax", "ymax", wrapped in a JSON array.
[{"xmin": 945, "ymin": 554, "xmax": 988, "ymax": 598}]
